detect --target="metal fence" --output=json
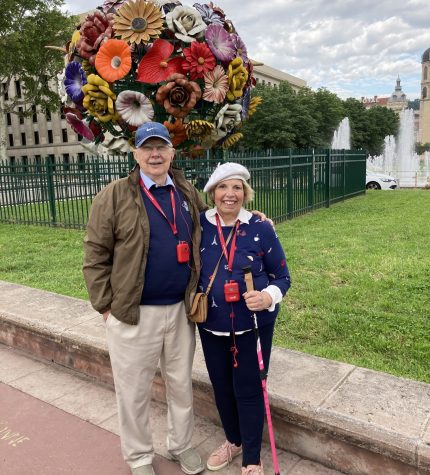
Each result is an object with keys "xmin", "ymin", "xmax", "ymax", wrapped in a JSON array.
[{"xmin": 0, "ymin": 149, "xmax": 367, "ymax": 228}]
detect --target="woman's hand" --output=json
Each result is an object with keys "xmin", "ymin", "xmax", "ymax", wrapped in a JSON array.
[
  {"xmin": 243, "ymin": 290, "xmax": 272, "ymax": 312},
  {"xmin": 102, "ymin": 310, "xmax": 110, "ymax": 322}
]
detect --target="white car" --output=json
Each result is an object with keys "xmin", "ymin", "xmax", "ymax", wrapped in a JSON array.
[{"xmin": 366, "ymin": 171, "xmax": 398, "ymax": 190}]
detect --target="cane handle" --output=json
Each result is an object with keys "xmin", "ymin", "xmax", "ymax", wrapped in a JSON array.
[{"xmin": 243, "ymin": 266, "xmax": 254, "ymax": 292}]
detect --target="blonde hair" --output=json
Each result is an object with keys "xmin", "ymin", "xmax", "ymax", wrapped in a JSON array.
[{"xmin": 208, "ymin": 180, "xmax": 255, "ymax": 205}]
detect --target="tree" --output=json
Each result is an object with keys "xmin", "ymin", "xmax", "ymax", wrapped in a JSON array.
[
  {"xmin": 239, "ymin": 82, "xmax": 297, "ymax": 150},
  {"xmin": 416, "ymin": 142, "xmax": 430, "ymax": 154},
  {"xmin": 0, "ymin": 0, "xmax": 74, "ymax": 160},
  {"xmin": 313, "ymin": 88, "xmax": 345, "ymax": 148},
  {"xmin": 342, "ymin": 98, "xmax": 368, "ymax": 150}
]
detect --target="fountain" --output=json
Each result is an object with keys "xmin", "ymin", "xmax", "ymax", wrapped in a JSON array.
[
  {"xmin": 331, "ymin": 117, "xmax": 351, "ymax": 149},
  {"xmin": 367, "ymin": 109, "xmax": 430, "ymax": 187}
]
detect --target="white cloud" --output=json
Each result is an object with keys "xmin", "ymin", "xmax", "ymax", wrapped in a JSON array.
[{"xmin": 62, "ymin": 0, "xmax": 430, "ymax": 99}]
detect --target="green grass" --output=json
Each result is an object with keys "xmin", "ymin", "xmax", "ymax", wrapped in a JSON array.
[
  {"xmin": 0, "ymin": 189, "xmax": 429, "ymax": 383},
  {"xmin": 0, "ymin": 198, "xmax": 92, "ymax": 228},
  {"xmin": 275, "ymin": 189, "xmax": 430, "ymax": 383}
]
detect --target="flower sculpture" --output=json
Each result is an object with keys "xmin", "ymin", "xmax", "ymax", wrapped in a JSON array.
[{"xmin": 58, "ymin": 0, "xmax": 261, "ymax": 152}]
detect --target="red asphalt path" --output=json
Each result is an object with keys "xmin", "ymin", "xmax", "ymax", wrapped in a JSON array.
[{"xmin": 0, "ymin": 382, "xmax": 182, "ymax": 475}]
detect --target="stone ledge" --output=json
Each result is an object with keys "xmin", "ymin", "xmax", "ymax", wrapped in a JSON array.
[{"xmin": 0, "ymin": 281, "xmax": 429, "ymax": 474}]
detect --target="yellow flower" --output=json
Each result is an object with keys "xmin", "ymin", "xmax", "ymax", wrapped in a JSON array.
[
  {"xmin": 222, "ymin": 132, "xmax": 243, "ymax": 149},
  {"xmin": 186, "ymin": 120, "xmax": 215, "ymax": 140},
  {"xmin": 82, "ymin": 74, "xmax": 121, "ymax": 123},
  {"xmin": 248, "ymin": 96, "xmax": 262, "ymax": 117},
  {"xmin": 226, "ymin": 57, "xmax": 248, "ymax": 102},
  {"xmin": 114, "ymin": 0, "xmax": 164, "ymax": 45}
]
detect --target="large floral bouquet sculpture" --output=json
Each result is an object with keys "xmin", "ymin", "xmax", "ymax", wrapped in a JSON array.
[{"xmin": 60, "ymin": 0, "xmax": 260, "ymax": 153}]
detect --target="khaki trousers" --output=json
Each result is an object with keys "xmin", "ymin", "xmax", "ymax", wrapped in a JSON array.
[{"xmin": 106, "ymin": 302, "xmax": 196, "ymax": 468}]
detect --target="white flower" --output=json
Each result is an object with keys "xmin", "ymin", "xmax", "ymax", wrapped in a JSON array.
[
  {"xmin": 201, "ymin": 128, "xmax": 227, "ymax": 148},
  {"xmin": 214, "ymin": 103, "xmax": 242, "ymax": 132},
  {"xmin": 115, "ymin": 90, "xmax": 154, "ymax": 127},
  {"xmin": 166, "ymin": 6, "xmax": 207, "ymax": 43}
]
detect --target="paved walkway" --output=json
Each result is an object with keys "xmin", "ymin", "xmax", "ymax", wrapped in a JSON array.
[{"xmin": 0, "ymin": 343, "xmax": 342, "ymax": 475}]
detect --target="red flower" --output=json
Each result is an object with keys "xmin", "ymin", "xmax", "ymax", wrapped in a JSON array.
[
  {"xmin": 182, "ymin": 41, "xmax": 216, "ymax": 80},
  {"xmin": 137, "ymin": 39, "xmax": 184, "ymax": 84}
]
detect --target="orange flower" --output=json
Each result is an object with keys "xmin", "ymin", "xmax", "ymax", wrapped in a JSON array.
[
  {"xmin": 164, "ymin": 120, "xmax": 187, "ymax": 147},
  {"xmin": 95, "ymin": 39, "xmax": 132, "ymax": 82}
]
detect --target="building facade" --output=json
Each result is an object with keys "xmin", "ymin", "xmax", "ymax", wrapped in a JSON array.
[
  {"xmin": 361, "ymin": 76, "xmax": 408, "ymax": 113},
  {"xmin": 252, "ymin": 62, "xmax": 307, "ymax": 91},
  {"xmin": 386, "ymin": 76, "xmax": 409, "ymax": 113},
  {"xmin": 419, "ymin": 48, "xmax": 430, "ymax": 144},
  {"xmin": 2, "ymin": 79, "xmax": 85, "ymax": 164}
]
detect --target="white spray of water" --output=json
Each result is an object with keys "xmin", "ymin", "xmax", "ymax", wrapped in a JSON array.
[
  {"xmin": 331, "ymin": 117, "xmax": 351, "ymax": 150},
  {"xmin": 367, "ymin": 109, "xmax": 430, "ymax": 187}
]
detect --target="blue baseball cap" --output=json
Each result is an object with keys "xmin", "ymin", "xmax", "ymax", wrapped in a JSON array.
[{"xmin": 135, "ymin": 122, "xmax": 173, "ymax": 148}]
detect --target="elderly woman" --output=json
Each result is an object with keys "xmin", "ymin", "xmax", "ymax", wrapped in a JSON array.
[{"xmin": 197, "ymin": 163, "xmax": 291, "ymax": 475}]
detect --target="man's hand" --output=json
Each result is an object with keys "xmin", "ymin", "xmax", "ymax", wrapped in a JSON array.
[{"xmin": 251, "ymin": 210, "xmax": 274, "ymax": 228}]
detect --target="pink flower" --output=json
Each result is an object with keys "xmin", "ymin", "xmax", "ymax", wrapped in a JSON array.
[
  {"xmin": 203, "ymin": 65, "xmax": 228, "ymax": 103},
  {"xmin": 204, "ymin": 24, "xmax": 235, "ymax": 63},
  {"xmin": 66, "ymin": 112, "xmax": 95, "ymax": 141}
]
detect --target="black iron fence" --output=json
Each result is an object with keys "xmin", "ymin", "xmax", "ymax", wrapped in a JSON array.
[{"xmin": 0, "ymin": 149, "xmax": 366, "ymax": 228}]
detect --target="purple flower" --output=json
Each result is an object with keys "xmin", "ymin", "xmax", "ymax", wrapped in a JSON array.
[
  {"xmin": 193, "ymin": 3, "xmax": 224, "ymax": 25},
  {"xmin": 204, "ymin": 24, "xmax": 235, "ymax": 63},
  {"xmin": 64, "ymin": 62, "xmax": 87, "ymax": 103},
  {"xmin": 160, "ymin": 2, "xmax": 180, "ymax": 15},
  {"xmin": 231, "ymin": 33, "xmax": 248, "ymax": 64},
  {"xmin": 101, "ymin": 0, "xmax": 126, "ymax": 13}
]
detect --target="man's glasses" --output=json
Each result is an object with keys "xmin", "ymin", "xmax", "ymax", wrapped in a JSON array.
[{"xmin": 139, "ymin": 144, "xmax": 172, "ymax": 154}]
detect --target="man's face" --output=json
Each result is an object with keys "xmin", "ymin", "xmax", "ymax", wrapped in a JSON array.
[{"xmin": 133, "ymin": 137, "xmax": 175, "ymax": 184}]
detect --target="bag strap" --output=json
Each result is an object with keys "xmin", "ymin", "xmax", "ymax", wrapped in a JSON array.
[{"xmin": 205, "ymin": 225, "xmax": 236, "ymax": 296}]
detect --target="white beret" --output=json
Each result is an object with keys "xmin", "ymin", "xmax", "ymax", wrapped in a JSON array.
[{"xmin": 203, "ymin": 162, "xmax": 250, "ymax": 193}]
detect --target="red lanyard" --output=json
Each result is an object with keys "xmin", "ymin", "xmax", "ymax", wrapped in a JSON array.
[
  {"xmin": 139, "ymin": 177, "xmax": 177, "ymax": 236},
  {"xmin": 215, "ymin": 214, "xmax": 239, "ymax": 272}
]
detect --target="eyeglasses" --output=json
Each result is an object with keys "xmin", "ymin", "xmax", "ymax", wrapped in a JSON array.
[{"xmin": 139, "ymin": 144, "xmax": 172, "ymax": 154}]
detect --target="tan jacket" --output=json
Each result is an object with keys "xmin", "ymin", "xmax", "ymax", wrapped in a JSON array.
[{"xmin": 83, "ymin": 165, "xmax": 206, "ymax": 325}]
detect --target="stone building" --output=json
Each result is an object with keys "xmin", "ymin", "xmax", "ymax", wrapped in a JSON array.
[
  {"xmin": 386, "ymin": 76, "xmax": 409, "ymax": 113},
  {"xmin": 419, "ymin": 48, "xmax": 430, "ymax": 144},
  {"xmin": 251, "ymin": 62, "xmax": 306, "ymax": 91},
  {"xmin": 2, "ymin": 79, "xmax": 84, "ymax": 164},
  {"xmin": 361, "ymin": 76, "xmax": 408, "ymax": 113}
]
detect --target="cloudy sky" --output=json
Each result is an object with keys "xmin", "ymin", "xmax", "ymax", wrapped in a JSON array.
[{"xmin": 62, "ymin": 0, "xmax": 430, "ymax": 100}]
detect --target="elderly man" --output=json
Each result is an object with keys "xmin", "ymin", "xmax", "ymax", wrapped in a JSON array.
[{"xmin": 83, "ymin": 122, "xmax": 206, "ymax": 475}]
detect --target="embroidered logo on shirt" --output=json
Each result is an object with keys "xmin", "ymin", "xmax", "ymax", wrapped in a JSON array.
[{"xmin": 182, "ymin": 201, "xmax": 189, "ymax": 212}]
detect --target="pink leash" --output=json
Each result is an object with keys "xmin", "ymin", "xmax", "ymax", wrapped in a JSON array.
[{"xmin": 243, "ymin": 266, "xmax": 281, "ymax": 475}]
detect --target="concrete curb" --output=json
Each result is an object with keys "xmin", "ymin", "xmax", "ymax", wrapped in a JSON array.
[{"xmin": 0, "ymin": 281, "xmax": 429, "ymax": 474}]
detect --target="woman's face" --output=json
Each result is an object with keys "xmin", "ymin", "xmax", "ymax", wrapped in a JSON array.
[{"xmin": 214, "ymin": 179, "xmax": 244, "ymax": 218}]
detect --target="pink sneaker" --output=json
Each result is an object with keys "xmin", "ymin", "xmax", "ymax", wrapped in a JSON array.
[
  {"xmin": 241, "ymin": 462, "xmax": 264, "ymax": 475},
  {"xmin": 206, "ymin": 440, "xmax": 242, "ymax": 471}
]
